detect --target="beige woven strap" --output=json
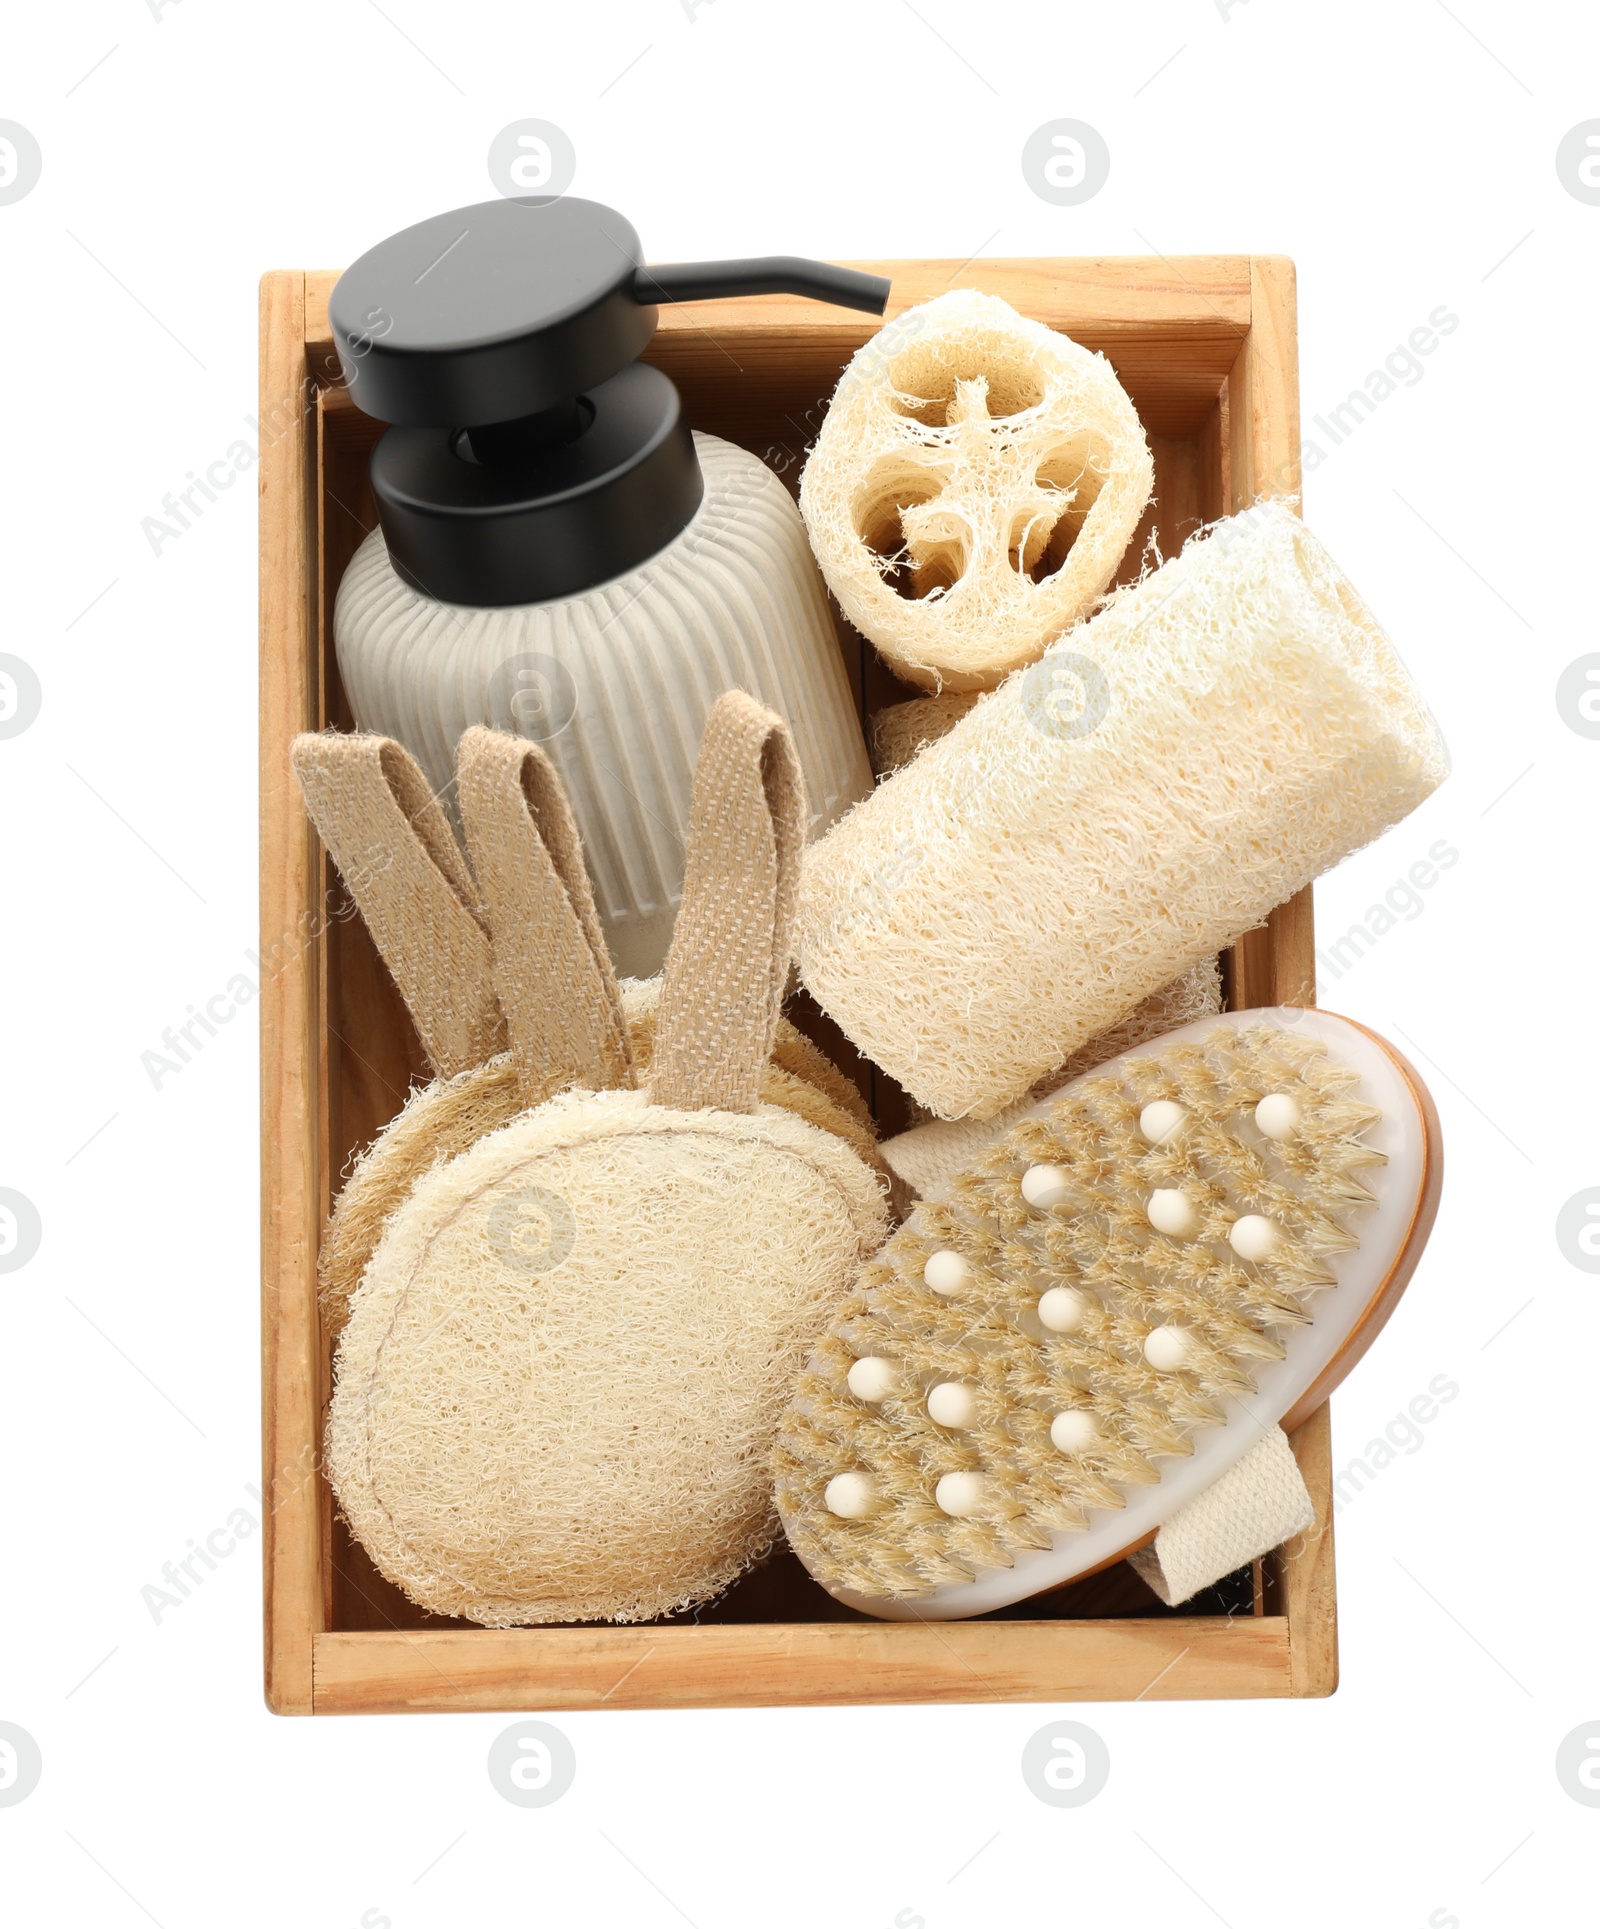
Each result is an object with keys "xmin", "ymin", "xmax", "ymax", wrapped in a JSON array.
[
  {"xmin": 456, "ymin": 727, "xmax": 634, "ymax": 1106},
  {"xmin": 652, "ymin": 691, "xmax": 807, "ymax": 1114},
  {"xmin": 1128, "ymin": 1426, "xmax": 1315, "ymax": 1606},
  {"xmin": 291, "ymin": 732, "xmax": 506, "ymax": 1078}
]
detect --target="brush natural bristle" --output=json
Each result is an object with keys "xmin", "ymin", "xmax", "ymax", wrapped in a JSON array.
[{"xmin": 773, "ymin": 1023, "xmax": 1384, "ymax": 1601}]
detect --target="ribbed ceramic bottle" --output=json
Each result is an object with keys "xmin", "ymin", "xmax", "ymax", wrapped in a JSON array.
[{"xmin": 335, "ymin": 432, "xmax": 873, "ymax": 979}]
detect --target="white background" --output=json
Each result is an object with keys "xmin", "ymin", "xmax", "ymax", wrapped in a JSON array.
[{"xmin": 1, "ymin": 2, "xmax": 1595, "ymax": 1924}]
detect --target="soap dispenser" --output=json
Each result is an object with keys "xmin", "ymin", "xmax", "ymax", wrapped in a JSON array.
[{"xmin": 327, "ymin": 195, "xmax": 886, "ymax": 979}]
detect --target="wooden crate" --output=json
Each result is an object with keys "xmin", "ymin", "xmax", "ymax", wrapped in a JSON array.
[{"xmin": 260, "ymin": 254, "xmax": 1333, "ymax": 1715}]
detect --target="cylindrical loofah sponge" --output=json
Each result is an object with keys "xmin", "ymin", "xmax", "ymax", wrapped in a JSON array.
[
  {"xmin": 871, "ymin": 691, "xmax": 984, "ymax": 778},
  {"xmin": 800, "ymin": 290, "xmax": 1154, "ymax": 692},
  {"xmin": 795, "ymin": 501, "xmax": 1449, "ymax": 1120}
]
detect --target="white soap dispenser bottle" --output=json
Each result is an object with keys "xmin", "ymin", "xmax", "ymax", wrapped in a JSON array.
[{"xmin": 327, "ymin": 196, "xmax": 882, "ymax": 978}]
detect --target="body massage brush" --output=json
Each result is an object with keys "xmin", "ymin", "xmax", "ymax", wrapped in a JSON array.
[{"xmin": 774, "ymin": 1007, "xmax": 1441, "ymax": 1617}]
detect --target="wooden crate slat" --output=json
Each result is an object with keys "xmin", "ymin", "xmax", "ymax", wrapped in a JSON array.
[
  {"xmin": 305, "ymin": 256, "xmax": 1253, "ymax": 439},
  {"xmin": 259, "ymin": 268, "xmax": 326, "ymax": 1716},
  {"xmin": 311, "ymin": 1616, "xmax": 1294, "ymax": 1714}
]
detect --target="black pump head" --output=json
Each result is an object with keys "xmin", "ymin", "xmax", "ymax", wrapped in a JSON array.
[{"xmin": 329, "ymin": 197, "xmax": 890, "ymax": 608}]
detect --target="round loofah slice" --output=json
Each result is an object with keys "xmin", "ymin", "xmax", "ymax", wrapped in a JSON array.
[
  {"xmin": 330, "ymin": 1090, "xmax": 887, "ymax": 1625},
  {"xmin": 800, "ymin": 290, "xmax": 1154, "ymax": 692}
]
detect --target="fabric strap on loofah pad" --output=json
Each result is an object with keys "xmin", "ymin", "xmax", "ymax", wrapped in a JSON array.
[
  {"xmin": 291, "ymin": 732, "xmax": 506, "ymax": 1077},
  {"xmin": 456, "ymin": 727, "xmax": 634, "ymax": 1106},
  {"xmin": 305, "ymin": 703, "xmax": 877, "ymax": 1344},
  {"xmin": 1127, "ymin": 1426, "xmax": 1314, "ymax": 1607},
  {"xmin": 653, "ymin": 690, "xmax": 807, "ymax": 1114}
]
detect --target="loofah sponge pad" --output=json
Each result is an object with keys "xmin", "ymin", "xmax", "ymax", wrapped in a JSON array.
[
  {"xmin": 800, "ymin": 291, "xmax": 1154, "ymax": 692},
  {"xmin": 773, "ymin": 1017, "xmax": 1393, "ymax": 1606},
  {"xmin": 795, "ymin": 501, "xmax": 1449, "ymax": 1120},
  {"xmin": 329, "ymin": 1090, "xmax": 887, "ymax": 1625},
  {"xmin": 881, "ymin": 960, "xmax": 1222, "ymax": 1199},
  {"xmin": 317, "ymin": 981, "xmax": 879, "ymax": 1341},
  {"xmin": 871, "ymin": 691, "xmax": 984, "ymax": 778}
]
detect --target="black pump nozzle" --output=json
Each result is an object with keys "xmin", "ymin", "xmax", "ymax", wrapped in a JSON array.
[
  {"xmin": 328, "ymin": 197, "xmax": 894, "ymax": 607},
  {"xmin": 633, "ymin": 258, "xmax": 891, "ymax": 316}
]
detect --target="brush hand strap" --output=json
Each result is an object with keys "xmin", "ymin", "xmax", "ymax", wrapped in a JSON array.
[
  {"xmin": 456, "ymin": 727, "xmax": 634, "ymax": 1106},
  {"xmin": 1127, "ymin": 1426, "xmax": 1315, "ymax": 1607},
  {"xmin": 652, "ymin": 691, "xmax": 807, "ymax": 1114},
  {"xmin": 291, "ymin": 732, "xmax": 506, "ymax": 1078}
]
